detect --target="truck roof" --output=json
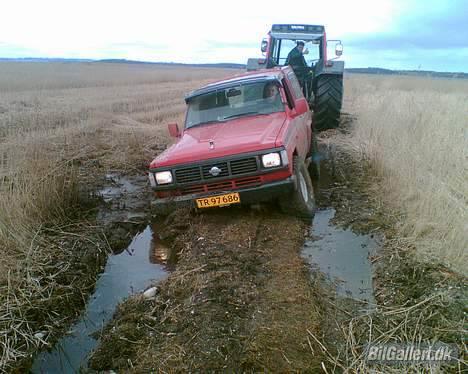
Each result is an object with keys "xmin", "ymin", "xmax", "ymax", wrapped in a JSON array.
[{"xmin": 185, "ymin": 68, "xmax": 286, "ymax": 102}]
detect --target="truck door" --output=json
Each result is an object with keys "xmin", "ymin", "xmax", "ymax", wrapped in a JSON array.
[{"xmin": 287, "ymin": 71, "xmax": 312, "ymax": 156}]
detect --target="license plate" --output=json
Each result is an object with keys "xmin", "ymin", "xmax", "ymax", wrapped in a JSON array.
[{"xmin": 196, "ymin": 192, "xmax": 240, "ymax": 208}]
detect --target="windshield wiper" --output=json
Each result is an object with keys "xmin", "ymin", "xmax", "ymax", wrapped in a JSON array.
[
  {"xmin": 222, "ymin": 111, "xmax": 269, "ymax": 121},
  {"xmin": 187, "ymin": 119, "xmax": 224, "ymax": 128},
  {"xmin": 188, "ymin": 111, "xmax": 272, "ymax": 128}
]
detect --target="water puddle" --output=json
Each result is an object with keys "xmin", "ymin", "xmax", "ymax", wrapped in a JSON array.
[
  {"xmin": 31, "ymin": 225, "xmax": 173, "ymax": 373},
  {"xmin": 302, "ymin": 208, "xmax": 376, "ymax": 304},
  {"xmin": 98, "ymin": 173, "xmax": 139, "ymax": 203}
]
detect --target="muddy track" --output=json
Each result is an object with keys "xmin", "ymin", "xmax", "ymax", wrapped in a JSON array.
[
  {"xmin": 89, "ymin": 206, "xmax": 327, "ymax": 371},
  {"xmin": 84, "ymin": 128, "xmax": 358, "ymax": 371},
  {"xmin": 30, "ymin": 122, "xmax": 466, "ymax": 372},
  {"xmin": 28, "ymin": 173, "xmax": 155, "ymax": 373}
]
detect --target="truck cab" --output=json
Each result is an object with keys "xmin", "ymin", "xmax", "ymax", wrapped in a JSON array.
[{"xmin": 149, "ymin": 66, "xmax": 316, "ymax": 219}]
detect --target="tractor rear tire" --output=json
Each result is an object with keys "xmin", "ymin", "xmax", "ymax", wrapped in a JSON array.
[
  {"xmin": 313, "ymin": 74, "xmax": 343, "ymax": 131},
  {"xmin": 279, "ymin": 156, "xmax": 315, "ymax": 221}
]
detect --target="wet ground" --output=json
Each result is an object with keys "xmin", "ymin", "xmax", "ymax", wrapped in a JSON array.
[
  {"xmin": 31, "ymin": 225, "xmax": 173, "ymax": 373},
  {"xmin": 96, "ymin": 173, "xmax": 149, "ymax": 223},
  {"xmin": 31, "ymin": 140, "xmax": 382, "ymax": 371},
  {"xmin": 302, "ymin": 146, "xmax": 377, "ymax": 306},
  {"xmin": 302, "ymin": 208, "xmax": 376, "ymax": 304},
  {"xmin": 28, "ymin": 128, "xmax": 466, "ymax": 372}
]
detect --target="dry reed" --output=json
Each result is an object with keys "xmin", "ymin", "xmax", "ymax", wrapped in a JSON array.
[
  {"xmin": 0, "ymin": 61, "xmax": 235, "ymax": 371},
  {"xmin": 343, "ymin": 74, "xmax": 468, "ymax": 275}
]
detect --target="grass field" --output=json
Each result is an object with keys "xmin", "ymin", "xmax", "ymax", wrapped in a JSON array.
[
  {"xmin": 343, "ymin": 74, "xmax": 468, "ymax": 275},
  {"xmin": 0, "ymin": 62, "xmax": 466, "ymax": 370},
  {"xmin": 0, "ymin": 62, "xmax": 234, "ymax": 370},
  {"xmin": 0, "ymin": 62, "xmax": 232, "ymax": 269}
]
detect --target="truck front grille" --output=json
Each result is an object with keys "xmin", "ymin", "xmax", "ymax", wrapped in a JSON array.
[
  {"xmin": 174, "ymin": 166, "xmax": 201, "ymax": 183},
  {"xmin": 230, "ymin": 157, "xmax": 258, "ymax": 175},
  {"xmin": 202, "ymin": 162, "xmax": 229, "ymax": 179},
  {"xmin": 174, "ymin": 156, "xmax": 259, "ymax": 184},
  {"xmin": 180, "ymin": 176, "xmax": 262, "ymax": 195}
]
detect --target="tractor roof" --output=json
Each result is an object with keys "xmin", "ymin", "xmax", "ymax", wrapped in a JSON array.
[
  {"xmin": 270, "ymin": 24, "xmax": 325, "ymax": 40},
  {"xmin": 185, "ymin": 69, "xmax": 284, "ymax": 102}
]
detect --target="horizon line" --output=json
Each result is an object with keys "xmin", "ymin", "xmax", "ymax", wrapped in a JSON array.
[{"xmin": 0, "ymin": 57, "xmax": 467, "ymax": 75}]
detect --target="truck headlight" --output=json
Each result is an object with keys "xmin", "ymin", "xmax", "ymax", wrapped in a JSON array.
[
  {"xmin": 262, "ymin": 152, "xmax": 281, "ymax": 168},
  {"xmin": 155, "ymin": 171, "xmax": 173, "ymax": 185}
]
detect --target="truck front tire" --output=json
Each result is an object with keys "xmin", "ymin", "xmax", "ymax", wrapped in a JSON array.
[{"xmin": 279, "ymin": 157, "xmax": 316, "ymax": 220}]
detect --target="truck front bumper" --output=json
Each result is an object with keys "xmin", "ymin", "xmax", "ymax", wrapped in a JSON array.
[{"xmin": 151, "ymin": 177, "xmax": 294, "ymax": 213}]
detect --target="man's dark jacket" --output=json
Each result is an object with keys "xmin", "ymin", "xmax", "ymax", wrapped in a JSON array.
[{"xmin": 285, "ymin": 47, "xmax": 307, "ymax": 69}]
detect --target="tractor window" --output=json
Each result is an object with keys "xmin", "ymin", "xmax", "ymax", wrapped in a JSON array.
[
  {"xmin": 278, "ymin": 40, "xmax": 297, "ymax": 65},
  {"xmin": 276, "ymin": 39, "xmax": 321, "ymax": 67},
  {"xmin": 185, "ymin": 81, "xmax": 285, "ymax": 128},
  {"xmin": 303, "ymin": 40, "xmax": 321, "ymax": 65}
]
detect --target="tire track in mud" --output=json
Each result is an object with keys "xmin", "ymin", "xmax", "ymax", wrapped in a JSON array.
[
  {"xmin": 241, "ymin": 215, "xmax": 325, "ymax": 371},
  {"xmin": 89, "ymin": 208, "xmax": 326, "ymax": 371}
]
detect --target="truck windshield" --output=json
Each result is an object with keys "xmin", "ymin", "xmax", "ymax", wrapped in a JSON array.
[{"xmin": 185, "ymin": 81, "xmax": 284, "ymax": 128}]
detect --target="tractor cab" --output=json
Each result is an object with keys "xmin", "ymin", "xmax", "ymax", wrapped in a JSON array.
[
  {"xmin": 261, "ymin": 24, "xmax": 342, "ymax": 68},
  {"xmin": 247, "ymin": 24, "xmax": 345, "ymax": 130}
]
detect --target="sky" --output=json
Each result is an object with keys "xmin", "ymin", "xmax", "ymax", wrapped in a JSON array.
[{"xmin": 0, "ymin": 0, "xmax": 467, "ymax": 72}]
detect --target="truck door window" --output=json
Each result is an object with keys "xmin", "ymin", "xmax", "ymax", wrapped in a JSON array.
[
  {"xmin": 281, "ymin": 78, "xmax": 295, "ymax": 109},
  {"xmin": 287, "ymin": 72, "xmax": 304, "ymax": 99}
]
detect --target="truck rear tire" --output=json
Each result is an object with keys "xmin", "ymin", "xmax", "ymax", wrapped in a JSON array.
[
  {"xmin": 313, "ymin": 74, "xmax": 343, "ymax": 131},
  {"xmin": 279, "ymin": 157, "xmax": 315, "ymax": 220}
]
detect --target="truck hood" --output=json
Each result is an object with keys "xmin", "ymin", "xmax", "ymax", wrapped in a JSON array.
[{"xmin": 151, "ymin": 112, "xmax": 286, "ymax": 168}]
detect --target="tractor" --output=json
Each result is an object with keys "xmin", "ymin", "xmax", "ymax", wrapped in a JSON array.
[{"xmin": 247, "ymin": 24, "xmax": 344, "ymax": 131}]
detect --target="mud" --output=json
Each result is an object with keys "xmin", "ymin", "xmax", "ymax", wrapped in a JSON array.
[
  {"xmin": 96, "ymin": 172, "xmax": 150, "ymax": 224},
  {"xmin": 31, "ymin": 225, "xmax": 173, "ymax": 373},
  {"xmin": 88, "ymin": 207, "xmax": 329, "ymax": 371},
  {"xmin": 302, "ymin": 208, "xmax": 377, "ymax": 304},
  {"xmin": 23, "ymin": 172, "xmax": 156, "ymax": 372},
  {"xmin": 86, "ymin": 129, "xmax": 385, "ymax": 371},
  {"xmin": 75, "ymin": 126, "xmax": 375, "ymax": 370}
]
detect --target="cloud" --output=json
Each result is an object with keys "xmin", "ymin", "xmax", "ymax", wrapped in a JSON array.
[
  {"xmin": 0, "ymin": 43, "xmax": 41, "ymax": 58},
  {"xmin": 0, "ymin": 0, "xmax": 466, "ymax": 72},
  {"xmin": 340, "ymin": 0, "xmax": 468, "ymax": 71},
  {"xmin": 345, "ymin": 0, "xmax": 468, "ymax": 49}
]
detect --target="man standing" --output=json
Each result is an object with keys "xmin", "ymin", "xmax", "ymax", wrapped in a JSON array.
[{"xmin": 285, "ymin": 41, "xmax": 309, "ymax": 85}]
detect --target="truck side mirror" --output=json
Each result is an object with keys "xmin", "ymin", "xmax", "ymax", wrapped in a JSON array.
[
  {"xmin": 260, "ymin": 39, "xmax": 268, "ymax": 54},
  {"xmin": 168, "ymin": 123, "xmax": 181, "ymax": 138},
  {"xmin": 335, "ymin": 42, "xmax": 343, "ymax": 57},
  {"xmin": 294, "ymin": 98, "xmax": 309, "ymax": 116}
]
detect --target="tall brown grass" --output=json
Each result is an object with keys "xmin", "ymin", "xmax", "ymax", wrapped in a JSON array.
[
  {"xmin": 0, "ymin": 62, "xmax": 235, "ymax": 370},
  {"xmin": 343, "ymin": 74, "xmax": 468, "ymax": 275}
]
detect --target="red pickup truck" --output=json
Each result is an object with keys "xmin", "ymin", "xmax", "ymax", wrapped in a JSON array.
[{"xmin": 148, "ymin": 66, "xmax": 319, "ymax": 219}]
